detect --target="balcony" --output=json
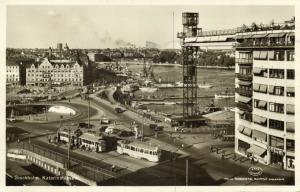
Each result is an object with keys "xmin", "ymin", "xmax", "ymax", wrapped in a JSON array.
[
  {"xmin": 236, "ymin": 88, "xmax": 253, "ymax": 97},
  {"xmin": 236, "ymin": 102, "xmax": 253, "ymax": 112},
  {"xmin": 235, "ymin": 58, "xmax": 253, "ymax": 65},
  {"xmin": 236, "ymin": 41, "xmax": 294, "ymax": 48},
  {"xmin": 236, "ymin": 73, "xmax": 253, "ymax": 81}
]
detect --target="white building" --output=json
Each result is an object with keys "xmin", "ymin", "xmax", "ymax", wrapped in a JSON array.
[
  {"xmin": 6, "ymin": 60, "xmax": 20, "ymax": 86},
  {"xmin": 235, "ymin": 24, "xmax": 295, "ymax": 171},
  {"xmin": 26, "ymin": 57, "xmax": 84, "ymax": 86}
]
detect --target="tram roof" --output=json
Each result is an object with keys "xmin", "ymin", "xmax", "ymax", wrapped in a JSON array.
[{"xmin": 120, "ymin": 140, "xmax": 159, "ymax": 151}]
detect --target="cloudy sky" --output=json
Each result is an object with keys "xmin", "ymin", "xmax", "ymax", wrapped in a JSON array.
[{"xmin": 6, "ymin": 5, "xmax": 294, "ymax": 49}]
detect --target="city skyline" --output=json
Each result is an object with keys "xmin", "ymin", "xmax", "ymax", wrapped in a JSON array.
[{"xmin": 7, "ymin": 5, "xmax": 294, "ymax": 49}]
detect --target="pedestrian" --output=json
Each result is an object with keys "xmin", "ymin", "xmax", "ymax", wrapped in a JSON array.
[{"xmin": 111, "ymin": 164, "xmax": 115, "ymax": 172}]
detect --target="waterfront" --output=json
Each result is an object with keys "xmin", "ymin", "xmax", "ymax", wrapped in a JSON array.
[{"xmin": 128, "ymin": 64, "xmax": 235, "ymax": 114}]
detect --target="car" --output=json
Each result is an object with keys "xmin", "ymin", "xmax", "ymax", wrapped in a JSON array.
[{"xmin": 7, "ymin": 117, "xmax": 16, "ymax": 123}]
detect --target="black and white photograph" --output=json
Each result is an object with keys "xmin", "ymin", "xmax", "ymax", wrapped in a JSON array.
[{"xmin": 3, "ymin": 1, "xmax": 298, "ymax": 189}]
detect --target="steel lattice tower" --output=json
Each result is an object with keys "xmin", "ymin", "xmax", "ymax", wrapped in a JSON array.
[
  {"xmin": 182, "ymin": 46, "xmax": 199, "ymax": 117},
  {"xmin": 178, "ymin": 12, "xmax": 201, "ymax": 118}
]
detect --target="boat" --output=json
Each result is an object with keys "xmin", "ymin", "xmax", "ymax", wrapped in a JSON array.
[
  {"xmin": 139, "ymin": 87, "xmax": 158, "ymax": 93},
  {"xmin": 198, "ymin": 83, "xmax": 213, "ymax": 89},
  {"xmin": 214, "ymin": 92, "xmax": 235, "ymax": 99}
]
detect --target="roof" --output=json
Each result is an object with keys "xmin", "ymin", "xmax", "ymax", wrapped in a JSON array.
[
  {"xmin": 6, "ymin": 60, "xmax": 19, "ymax": 66},
  {"xmin": 119, "ymin": 140, "xmax": 159, "ymax": 151},
  {"xmin": 79, "ymin": 133, "xmax": 103, "ymax": 142}
]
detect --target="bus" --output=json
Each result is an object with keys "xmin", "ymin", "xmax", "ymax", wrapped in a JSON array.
[{"xmin": 117, "ymin": 140, "xmax": 161, "ymax": 162}]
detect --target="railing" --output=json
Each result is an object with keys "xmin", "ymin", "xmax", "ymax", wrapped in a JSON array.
[
  {"xmin": 236, "ymin": 88, "xmax": 252, "ymax": 97},
  {"xmin": 236, "ymin": 73, "xmax": 253, "ymax": 81},
  {"xmin": 235, "ymin": 58, "xmax": 253, "ymax": 65},
  {"xmin": 236, "ymin": 102, "xmax": 252, "ymax": 112},
  {"xmin": 237, "ymin": 41, "xmax": 295, "ymax": 48}
]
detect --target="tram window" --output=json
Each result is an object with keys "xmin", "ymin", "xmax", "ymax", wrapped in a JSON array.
[
  {"xmin": 140, "ymin": 149, "xmax": 144, "ymax": 153},
  {"xmin": 153, "ymin": 152, "xmax": 157, "ymax": 155},
  {"xmin": 144, "ymin": 150, "xmax": 148, "ymax": 154},
  {"xmin": 130, "ymin": 146, "xmax": 135, "ymax": 150},
  {"xmin": 150, "ymin": 151, "xmax": 153, "ymax": 155}
]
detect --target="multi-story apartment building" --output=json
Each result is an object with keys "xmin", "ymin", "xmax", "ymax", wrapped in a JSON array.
[
  {"xmin": 235, "ymin": 21, "xmax": 295, "ymax": 171},
  {"xmin": 26, "ymin": 57, "xmax": 84, "ymax": 86},
  {"xmin": 6, "ymin": 60, "xmax": 20, "ymax": 86}
]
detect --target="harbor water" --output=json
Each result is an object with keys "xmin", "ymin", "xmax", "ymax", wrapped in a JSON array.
[{"xmin": 127, "ymin": 64, "xmax": 235, "ymax": 115}]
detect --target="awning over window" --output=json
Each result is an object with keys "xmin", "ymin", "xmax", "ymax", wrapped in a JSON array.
[
  {"xmin": 268, "ymin": 50, "xmax": 275, "ymax": 60},
  {"xmin": 252, "ymin": 130, "xmax": 267, "ymax": 141},
  {"xmin": 238, "ymin": 125, "xmax": 245, "ymax": 132},
  {"xmin": 286, "ymin": 104, "xmax": 295, "ymax": 114},
  {"xmin": 253, "ymin": 114, "xmax": 267, "ymax": 124},
  {"xmin": 238, "ymin": 81, "xmax": 252, "ymax": 86},
  {"xmin": 247, "ymin": 145, "xmax": 266, "ymax": 156},
  {"xmin": 237, "ymin": 110, "xmax": 245, "ymax": 115},
  {"xmin": 286, "ymin": 122, "xmax": 295, "ymax": 132},
  {"xmin": 268, "ymin": 33, "xmax": 286, "ymax": 38},
  {"xmin": 253, "ymin": 67, "xmax": 263, "ymax": 75},
  {"xmin": 258, "ymin": 100, "xmax": 267, "ymax": 108},
  {"xmin": 242, "ymin": 127, "xmax": 252, "ymax": 137},
  {"xmin": 269, "ymin": 85, "xmax": 275, "ymax": 93},
  {"xmin": 253, "ymin": 51, "xmax": 260, "ymax": 59},
  {"xmin": 288, "ymin": 32, "xmax": 295, "ymax": 37},
  {"xmin": 259, "ymin": 51, "xmax": 268, "ymax": 59},
  {"xmin": 252, "ymin": 33, "xmax": 268, "ymax": 38},
  {"xmin": 259, "ymin": 84, "xmax": 267, "ymax": 93},
  {"xmin": 286, "ymin": 87, "xmax": 295, "ymax": 93},
  {"xmin": 253, "ymin": 83, "xmax": 260, "ymax": 91},
  {"xmin": 238, "ymin": 95, "xmax": 252, "ymax": 103}
]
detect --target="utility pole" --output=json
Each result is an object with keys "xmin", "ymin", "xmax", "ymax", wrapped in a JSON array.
[
  {"xmin": 88, "ymin": 95, "xmax": 90, "ymax": 129},
  {"xmin": 186, "ymin": 158, "xmax": 189, "ymax": 186},
  {"xmin": 173, "ymin": 11, "xmax": 175, "ymax": 49},
  {"xmin": 68, "ymin": 126, "xmax": 70, "ymax": 169}
]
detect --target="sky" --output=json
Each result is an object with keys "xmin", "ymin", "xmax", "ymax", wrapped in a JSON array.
[{"xmin": 6, "ymin": 5, "xmax": 294, "ymax": 49}]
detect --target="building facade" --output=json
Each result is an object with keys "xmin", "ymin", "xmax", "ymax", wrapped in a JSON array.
[
  {"xmin": 235, "ymin": 24, "xmax": 295, "ymax": 171},
  {"xmin": 26, "ymin": 58, "xmax": 84, "ymax": 86},
  {"xmin": 6, "ymin": 60, "xmax": 20, "ymax": 86}
]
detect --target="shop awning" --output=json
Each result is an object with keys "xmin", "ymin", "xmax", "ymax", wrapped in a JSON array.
[
  {"xmin": 237, "ymin": 110, "xmax": 245, "ymax": 115},
  {"xmin": 252, "ymin": 33, "xmax": 268, "ymax": 38},
  {"xmin": 268, "ymin": 33, "xmax": 286, "ymax": 38},
  {"xmin": 238, "ymin": 125, "xmax": 245, "ymax": 132},
  {"xmin": 258, "ymin": 100, "xmax": 267, "ymax": 108},
  {"xmin": 247, "ymin": 145, "xmax": 266, "ymax": 156},
  {"xmin": 252, "ymin": 130, "xmax": 267, "ymax": 141},
  {"xmin": 238, "ymin": 95, "xmax": 252, "ymax": 103},
  {"xmin": 242, "ymin": 127, "xmax": 252, "ymax": 137},
  {"xmin": 288, "ymin": 32, "xmax": 295, "ymax": 37},
  {"xmin": 238, "ymin": 81, "xmax": 252, "ymax": 86},
  {"xmin": 253, "ymin": 115, "xmax": 267, "ymax": 124},
  {"xmin": 259, "ymin": 84, "xmax": 267, "ymax": 93}
]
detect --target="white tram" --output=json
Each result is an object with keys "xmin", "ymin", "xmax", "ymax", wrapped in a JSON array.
[{"xmin": 117, "ymin": 140, "xmax": 161, "ymax": 162}]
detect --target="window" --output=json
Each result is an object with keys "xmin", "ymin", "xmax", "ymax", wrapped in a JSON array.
[
  {"xmin": 272, "ymin": 51, "xmax": 285, "ymax": 61},
  {"xmin": 287, "ymin": 70, "xmax": 295, "ymax": 79},
  {"xmin": 269, "ymin": 102, "xmax": 284, "ymax": 113},
  {"xmin": 269, "ymin": 119, "xmax": 284, "ymax": 131},
  {"xmin": 239, "ymin": 111, "xmax": 252, "ymax": 122},
  {"xmin": 254, "ymin": 99, "xmax": 267, "ymax": 110},
  {"xmin": 270, "ymin": 135, "xmax": 284, "ymax": 149},
  {"xmin": 269, "ymin": 69, "xmax": 284, "ymax": 79},
  {"xmin": 286, "ymin": 87, "xmax": 295, "ymax": 97},
  {"xmin": 286, "ymin": 139, "xmax": 295, "ymax": 152},
  {"xmin": 287, "ymin": 51, "xmax": 294, "ymax": 61},
  {"xmin": 253, "ymin": 51, "xmax": 268, "ymax": 60},
  {"xmin": 239, "ymin": 66, "xmax": 252, "ymax": 75},
  {"xmin": 286, "ymin": 104, "xmax": 294, "ymax": 115},
  {"xmin": 269, "ymin": 86, "xmax": 284, "ymax": 96}
]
